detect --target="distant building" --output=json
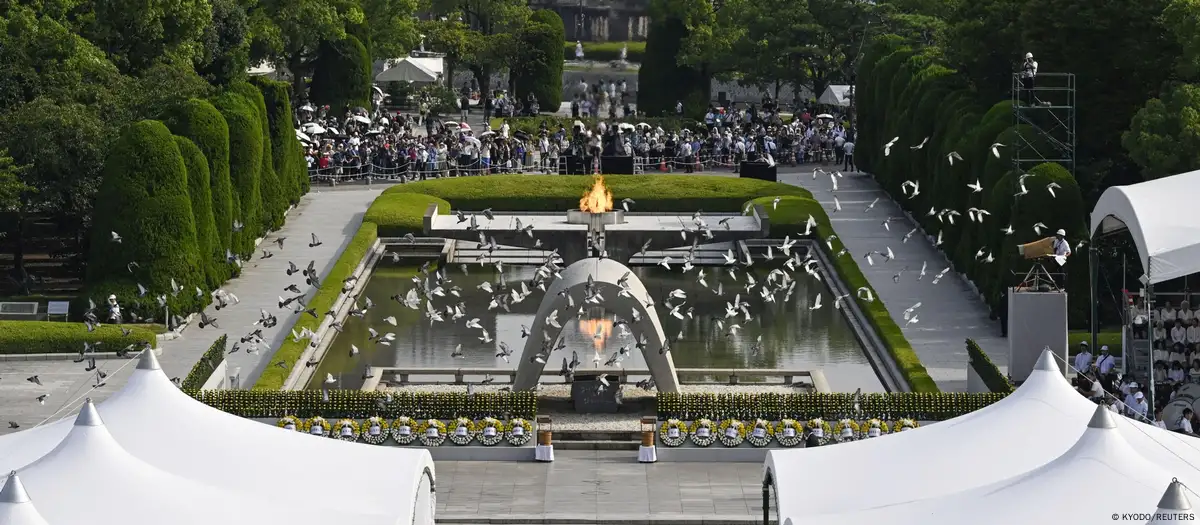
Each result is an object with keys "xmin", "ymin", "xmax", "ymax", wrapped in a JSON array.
[{"xmin": 527, "ymin": 0, "xmax": 650, "ymax": 42}]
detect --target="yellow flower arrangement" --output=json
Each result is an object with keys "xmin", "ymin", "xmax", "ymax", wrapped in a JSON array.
[
  {"xmin": 276, "ymin": 415, "xmax": 302, "ymax": 432},
  {"xmin": 773, "ymin": 419, "xmax": 804, "ymax": 447},
  {"xmin": 834, "ymin": 419, "xmax": 860, "ymax": 440},
  {"xmin": 303, "ymin": 416, "xmax": 331, "ymax": 437},
  {"xmin": 391, "ymin": 416, "xmax": 418, "ymax": 444},
  {"xmin": 746, "ymin": 419, "xmax": 773, "ymax": 447},
  {"xmin": 658, "ymin": 419, "xmax": 688, "ymax": 447},
  {"xmin": 806, "ymin": 418, "xmax": 832, "ymax": 438},
  {"xmin": 362, "ymin": 417, "xmax": 390, "ymax": 444},
  {"xmin": 861, "ymin": 419, "xmax": 890, "ymax": 438},
  {"xmin": 448, "ymin": 417, "xmax": 476, "ymax": 445},
  {"xmin": 717, "ymin": 419, "xmax": 746, "ymax": 447},
  {"xmin": 477, "ymin": 417, "xmax": 505, "ymax": 446},
  {"xmin": 893, "ymin": 418, "xmax": 919, "ymax": 432},
  {"xmin": 333, "ymin": 418, "xmax": 360, "ymax": 441},
  {"xmin": 418, "ymin": 419, "xmax": 447, "ymax": 447},
  {"xmin": 506, "ymin": 418, "xmax": 533, "ymax": 446},
  {"xmin": 689, "ymin": 418, "xmax": 717, "ymax": 447}
]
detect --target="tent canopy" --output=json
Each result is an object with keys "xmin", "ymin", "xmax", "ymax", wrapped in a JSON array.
[
  {"xmin": 376, "ymin": 57, "xmax": 443, "ymax": 83},
  {"xmin": 818, "ymin": 85, "xmax": 852, "ymax": 107},
  {"xmin": 1090, "ymin": 170, "xmax": 1200, "ymax": 284}
]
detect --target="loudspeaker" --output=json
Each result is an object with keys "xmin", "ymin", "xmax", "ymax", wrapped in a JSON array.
[
  {"xmin": 560, "ymin": 156, "xmax": 589, "ymax": 175},
  {"xmin": 1017, "ymin": 237, "xmax": 1055, "ymax": 259},
  {"xmin": 740, "ymin": 162, "xmax": 777, "ymax": 182},
  {"xmin": 601, "ymin": 156, "xmax": 635, "ymax": 174}
]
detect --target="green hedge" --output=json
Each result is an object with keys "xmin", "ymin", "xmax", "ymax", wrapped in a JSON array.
[
  {"xmin": 309, "ymin": 35, "xmax": 372, "ymax": 112},
  {"xmin": 212, "ymin": 92, "xmax": 263, "ymax": 256},
  {"xmin": 967, "ymin": 338, "xmax": 1013, "ymax": 393},
  {"xmin": 753, "ymin": 196, "xmax": 938, "ymax": 392},
  {"xmin": 364, "ymin": 192, "xmax": 450, "ymax": 237},
  {"xmin": 190, "ymin": 389, "xmax": 537, "ymax": 419},
  {"xmin": 231, "ymin": 81, "xmax": 286, "ymax": 232},
  {"xmin": 182, "ymin": 334, "xmax": 228, "ymax": 390},
  {"xmin": 0, "ymin": 321, "xmax": 158, "ymax": 354},
  {"xmin": 856, "ymin": 41, "xmax": 1089, "ymax": 326},
  {"xmin": 173, "ymin": 136, "xmax": 219, "ymax": 287},
  {"xmin": 656, "ymin": 392, "xmax": 1004, "ymax": 421},
  {"xmin": 254, "ymin": 221, "xmax": 379, "ymax": 389},
  {"xmin": 515, "ymin": 10, "xmax": 565, "ymax": 109},
  {"xmin": 565, "ymin": 40, "xmax": 645, "ymax": 62},
  {"xmin": 85, "ymin": 120, "xmax": 208, "ymax": 317},
  {"xmin": 250, "ymin": 77, "xmax": 308, "ymax": 201},
  {"xmin": 384, "ymin": 174, "xmax": 808, "ymax": 212},
  {"xmin": 163, "ymin": 98, "xmax": 235, "ymax": 284},
  {"xmin": 638, "ymin": 18, "xmax": 708, "ymax": 118},
  {"xmin": 488, "ymin": 115, "xmax": 701, "ymax": 137}
]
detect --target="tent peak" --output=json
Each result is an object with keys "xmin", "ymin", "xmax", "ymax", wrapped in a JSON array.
[
  {"xmin": 0, "ymin": 471, "xmax": 31, "ymax": 504},
  {"xmin": 74, "ymin": 399, "xmax": 104, "ymax": 427},
  {"xmin": 1158, "ymin": 479, "xmax": 1193, "ymax": 511},
  {"xmin": 1087, "ymin": 404, "xmax": 1117, "ymax": 429},
  {"xmin": 1034, "ymin": 348, "xmax": 1061, "ymax": 373},
  {"xmin": 136, "ymin": 347, "xmax": 160, "ymax": 370}
]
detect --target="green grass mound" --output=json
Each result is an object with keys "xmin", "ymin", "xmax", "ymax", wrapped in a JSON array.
[
  {"xmin": 365, "ymin": 193, "xmax": 450, "ymax": 237},
  {"xmin": 750, "ymin": 195, "xmax": 938, "ymax": 392},
  {"xmin": 384, "ymin": 174, "xmax": 810, "ymax": 212},
  {"xmin": 0, "ymin": 321, "xmax": 158, "ymax": 354}
]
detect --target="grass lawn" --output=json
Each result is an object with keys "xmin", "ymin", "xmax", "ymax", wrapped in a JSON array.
[
  {"xmin": 1068, "ymin": 329, "xmax": 1122, "ymax": 356},
  {"xmin": 0, "ymin": 320, "xmax": 159, "ymax": 354}
]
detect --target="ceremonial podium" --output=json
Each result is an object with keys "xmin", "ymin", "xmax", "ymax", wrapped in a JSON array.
[{"xmin": 739, "ymin": 162, "xmax": 777, "ymax": 182}]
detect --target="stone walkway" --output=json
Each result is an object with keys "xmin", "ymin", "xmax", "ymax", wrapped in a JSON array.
[
  {"xmin": 435, "ymin": 450, "xmax": 765, "ymax": 523},
  {"xmin": 777, "ymin": 167, "xmax": 1008, "ymax": 391}
]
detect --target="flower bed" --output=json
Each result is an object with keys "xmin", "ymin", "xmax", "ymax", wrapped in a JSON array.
[
  {"xmin": 656, "ymin": 392, "xmax": 1005, "ymax": 422},
  {"xmin": 189, "ymin": 389, "xmax": 537, "ymax": 419},
  {"xmin": 268, "ymin": 415, "xmax": 537, "ymax": 446},
  {"xmin": 660, "ymin": 418, "xmax": 907, "ymax": 448}
]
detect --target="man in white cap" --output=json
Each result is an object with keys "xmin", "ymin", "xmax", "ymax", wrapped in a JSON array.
[
  {"xmin": 1020, "ymin": 52, "xmax": 1039, "ymax": 104},
  {"xmin": 1073, "ymin": 341, "xmax": 1092, "ymax": 374},
  {"xmin": 1052, "ymin": 229, "xmax": 1071, "ymax": 257},
  {"xmin": 1095, "ymin": 345, "xmax": 1116, "ymax": 374}
]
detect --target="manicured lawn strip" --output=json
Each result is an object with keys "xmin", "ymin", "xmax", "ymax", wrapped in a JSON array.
[
  {"xmin": 0, "ymin": 321, "xmax": 159, "ymax": 354},
  {"xmin": 254, "ymin": 222, "xmax": 379, "ymax": 390},
  {"xmin": 751, "ymin": 196, "xmax": 938, "ymax": 392},
  {"xmin": 384, "ymin": 174, "xmax": 809, "ymax": 212},
  {"xmin": 1068, "ymin": 329, "xmax": 1122, "ymax": 357},
  {"xmin": 564, "ymin": 40, "xmax": 645, "ymax": 62},
  {"xmin": 182, "ymin": 334, "xmax": 228, "ymax": 390},
  {"xmin": 364, "ymin": 192, "xmax": 450, "ymax": 237},
  {"xmin": 967, "ymin": 338, "xmax": 1013, "ymax": 393}
]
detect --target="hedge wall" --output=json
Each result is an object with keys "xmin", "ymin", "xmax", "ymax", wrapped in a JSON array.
[
  {"xmin": 85, "ymin": 120, "xmax": 208, "ymax": 316},
  {"xmin": 515, "ymin": 10, "xmax": 565, "ymax": 109},
  {"xmin": 0, "ymin": 321, "xmax": 157, "ymax": 354},
  {"xmin": 250, "ymin": 77, "xmax": 309, "ymax": 201},
  {"xmin": 365, "ymin": 192, "xmax": 451, "ymax": 237},
  {"xmin": 856, "ymin": 41, "xmax": 1090, "ymax": 326},
  {"xmin": 656, "ymin": 392, "xmax": 1004, "ymax": 421},
  {"xmin": 211, "ymin": 92, "xmax": 263, "ymax": 256},
  {"xmin": 309, "ymin": 35, "xmax": 372, "ymax": 112},
  {"xmin": 173, "ymin": 136, "xmax": 219, "ymax": 287},
  {"xmin": 564, "ymin": 40, "xmax": 646, "ymax": 62},
  {"xmin": 182, "ymin": 334, "xmax": 227, "ymax": 390},
  {"xmin": 966, "ymin": 338, "xmax": 1013, "ymax": 393},
  {"xmin": 637, "ymin": 17, "xmax": 708, "ymax": 118},
  {"xmin": 190, "ymin": 389, "xmax": 538, "ymax": 419},
  {"xmin": 162, "ymin": 98, "xmax": 235, "ymax": 283},
  {"xmin": 231, "ymin": 81, "xmax": 286, "ymax": 231}
]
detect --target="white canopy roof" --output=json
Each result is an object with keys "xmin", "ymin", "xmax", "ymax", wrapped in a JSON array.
[
  {"xmin": 817, "ymin": 85, "xmax": 852, "ymax": 107},
  {"xmin": 1090, "ymin": 170, "xmax": 1200, "ymax": 284},
  {"xmin": 0, "ymin": 472, "xmax": 48, "ymax": 525},
  {"xmin": 766, "ymin": 350, "xmax": 1200, "ymax": 519},
  {"xmin": 0, "ymin": 350, "xmax": 435, "ymax": 524},
  {"xmin": 376, "ymin": 57, "xmax": 443, "ymax": 83}
]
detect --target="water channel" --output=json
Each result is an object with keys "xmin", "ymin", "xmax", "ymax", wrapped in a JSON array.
[{"xmin": 309, "ymin": 262, "xmax": 885, "ymax": 392}]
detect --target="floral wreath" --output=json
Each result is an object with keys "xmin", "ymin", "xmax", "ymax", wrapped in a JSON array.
[
  {"xmin": 834, "ymin": 419, "xmax": 860, "ymax": 442},
  {"xmin": 333, "ymin": 418, "xmax": 360, "ymax": 441},
  {"xmin": 773, "ymin": 419, "xmax": 804, "ymax": 447},
  {"xmin": 276, "ymin": 415, "xmax": 303, "ymax": 432},
  {"xmin": 689, "ymin": 418, "xmax": 717, "ymax": 447},
  {"xmin": 861, "ymin": 418, "xmax": 890, "ymax": 438},
  {"xmin": 746, "ymin": 418, "xmax": 773, "ymax": 448},
  {"xmin": 717, "ymin": 419, "xmax": 746, "ymax": 447},
  {"xmin": 806, "ymin": 418, "xmax": 832, "ymax": 444},
  {"xmin": 304, "ymin": 416, "xmax": 331, "ymax": 437},
  {"xmin": 658, "ymin": 419, "xmax": 688, "ymax": 447},
  {"xmin": 893, "ymin": 418, "xmax": 919, "ymax": 432},
  {"xmin": 506, "ymin": 418, "xmax": 533, "ymax": 446},
  {"xmin": 419, "ymin": 419, "xmax": 447, "ymax": 447},
  {"xmin": 362, "ymin": 417, "xmax": 390, "ymax": 445},
  {"xmin": 448, "ymin": 417, "xmax": 476, "ymax": 446},
  {"xmin": 477, "ymin": 417, "xmax": 505, "ymax": 446},
  {"xmin": 391, "ymin": 416, "xmax": 418, "ymax": 444}
]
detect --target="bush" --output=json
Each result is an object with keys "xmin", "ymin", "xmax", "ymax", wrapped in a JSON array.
[
  {"xmin": 638, "ymin": 18, "xmax": 708, "ymax": 118},
  {"xmin": 173, "ymin": 136, "xmax": 219, "ymax": 287},
  {"xmin": 162, "ymin": 98, "xmax": 235, "ymax": 283},
  {"xmin": 250, "ymin": 77, "xmax": 308, "ymax": 202},
  {"xmin": 752, "ymin": 196, "xmax": 938, "ymax": 392},
  {"xmin": 85, "ymin": 120, "xmax": 208, "ymax": 316},
  {"xmin": 309, "ymin": 35, "xmax": 372, "ymax": 113},
  {"xmin": 564, "ymin": 40, "xmax": 645, "ymax": 62},
  {"xmin": 364, "ymin": 192, "xmax": 450, "ymax": 237},
  {"xmin": 189, "ymin": 389, "xmax": 538, "ymax": 419},
  {"xmin": 514, "ymin": 10, "xmax": 565, "ymax": 109},
  {"xmin": 384, "ymin": 174, "xmax": 808, "ymax": 212},
  {"xmin": 211, "ymin": 92, "xmax": 263, "ymax": 256},
  {"xmin": 182, "ymin": 334, "xmax": 227, "ymax": 390},
  {"xmin": 231, "ymin": 81, "xmax": 286, "ymax": 231},
  {"xmin": 656, "ymin": 392, "xmax": 1004, "ymax": 421},
  {"xmin": 967, "ymin": 338, "xmax": 1013, "ymax": 393},
  {"xmin": 254, "ymin": 221, "xmax": 378, "ymax": 389},
  {"xmin": 0, "ymin": 321, "xmax": 157, "ymax": 354}
]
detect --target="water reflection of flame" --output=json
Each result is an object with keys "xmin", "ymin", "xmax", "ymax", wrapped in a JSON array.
[{"xmin": 577, "ymin": 318, "xmax": 613, "ymax": 353}]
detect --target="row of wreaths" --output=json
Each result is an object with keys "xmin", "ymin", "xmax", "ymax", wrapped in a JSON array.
[
  {"xmin": 276, "ymin": 416, "xmax": 536, "ymax": 446},
  {"xmin": 658, "ymin": 418, "xmax": 920, "ymax": 447}
]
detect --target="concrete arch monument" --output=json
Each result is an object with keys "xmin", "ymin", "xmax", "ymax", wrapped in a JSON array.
[{"xmin": 513, "ymin": 257, "xmax": 681, "ymax": 393}]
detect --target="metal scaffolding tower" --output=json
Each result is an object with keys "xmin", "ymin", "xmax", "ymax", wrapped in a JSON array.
[{"xmin": 1011, "ymin": 72, "xmax": 1077, "ymax": 177}]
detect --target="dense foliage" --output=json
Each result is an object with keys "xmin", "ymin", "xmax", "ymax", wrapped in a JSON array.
[
  {"xmin": 309, "ymin": 35, "xmax": 373, "ymax": 112},
  {"xmin": 967, "ymin": 338, "xmax": 1013, "ymax": 393},
  {"xmin": 183, "ymin": 334, "xmax": 229, "ymax": 390},
  {"xmin": 210, "ymin": 389, "xmax": 538, "ymax": 419},
  {"xmin": 513, "ymin": 10, "xmax": 565, "ymax": 109},
  {"xmin": 0, "ymin": 321, "xmax": 157, "ymax": 355},
  {"xmin": 656, "ymin": 392, "xmax": 1005, "ymax": 421}
]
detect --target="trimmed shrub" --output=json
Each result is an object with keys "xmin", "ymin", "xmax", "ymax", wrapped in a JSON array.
[
  {"xmin": 191, "ymin": 389, "xmax": 537, "ymax": 419},
  {"xmin": 0, "ymin": 321, "xmax": 158, "ymax": 354},
  {"xmin": 656, "ymin": 391, "xmax": 1004, "ymax": 421},
  {"xmin": 211, "ymin": 92, "xmax": 263, "ymax": 256},
  {"xmin": 365, "ymin": 193, "xmax": 450, "ymax": 237},
  {"xmin": 564, "ymin": 40, "xmax": 646, "ymax": 62},
  {"xmin": 967, "ymin": 338, "xmax": 1013, "ymax": 393},
  {"xmin": 231, "ymin": 81, "xmax": 286, "ymax": 232},
  {"xmin": 182, "ymin": 334, "xmax": 227, "ymax": 390},
  {"xmin": 162, "ymin": 98, "xmax": 235, "ymax": 282},
  {"xmin": 86, "ymin": 120, "xmax": 207, "ymax": 316},
  {"xmin": 250, "ymin": 77, "xmax": 308, "ymax": 202},
  {"xmin": 638, "ymin": 17, "xmax": 708, "ymax": 118},
  {"xmin": 173, "ymin": 136, "xmax": 219, "ymax": 287},
  {"xmin": 515, "ymin": 10, "xmax": 565, "ymax": 110},
  {"xmin": 309, "ymin": 35, "xmax": 372, "ymax": 113}
]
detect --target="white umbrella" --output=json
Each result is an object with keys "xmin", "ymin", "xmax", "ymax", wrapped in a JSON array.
[
  {"xmin": 459, "ymin": 122, "xmax": 471, "ymax": 131},
  {"xmin": 300, "ymin": 104, "xmax": 316, "ymax": 112},
  {"xmin": 352, "ymin": 115, "xmax": 371, "ymax": 125},
  {"xmin": 372, "ymin": 85, "xmax": 384, "ymax": 95},
  {"xmin": 635, "ymin": 122, "xmax": 651, "ymax": 129},
  {"xmin": 325, "ymin": 127, "xmax": 340, "ymax": 136},
  {"xmin": 295, "ymin": 130, "xmax": 312, "ymax": 143},
  {"xmin": 378, "ymin": 117, "xmax": 389, "ymax": 124},
  {"xmin": 618, "ymin": 123, "xmax": 635, "ymax": 131},
  {"xmin": 480, "ymin": 130, "xmax": 496, "ymax": 137},
  {"xmin": 462, "ymin": 135, "xmax": 481, "ymax": 147},
  {"xmin": 303, "ymin": 124, "xmax": 326, "ymax": 135},
  {"xmin": 442, "ymin": 121, "xmax": 458, "ymax": 127},
  {"xmin": 366, "ymin": 128, "xmax": 383, "ymax": 135},
  {"xmin": 816, "ymin": 113, "xmax": 834, "ymax": 119}
]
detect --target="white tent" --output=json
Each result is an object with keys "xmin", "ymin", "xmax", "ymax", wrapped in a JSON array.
[
  {"xmin": 795, "ymin": 406, "xmax": 1198, "ymax": 525},
  {"xmin": 765, "ymin": 350, "xmax": 1200, "ymax": 519},
  {"xmin": 375, "ymin": 57, "xmax": 444, "ymax": 84},
  {"xmin": 0, "ymin": 351, "xmax": 436, "ymax": 524},
  {"xmin": 817, "ymin": 85, "xmax": 852, "ymax": 107},
  {"xmin": 1090, "ymin": 170, "xmax": 1200, "ymax": 284},
  {"xmin": 247, "ymin": 61, "xmax": 276, "ymax": 77},
  {"xmin": 0, "ymin": 472, "xmax": 48, "ymax": 525}
]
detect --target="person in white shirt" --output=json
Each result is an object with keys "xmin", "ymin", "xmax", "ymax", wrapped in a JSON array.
[
  {"xmin": 843, "ymin": 140, "xmax": 855, "ymax": 171},
  {"xmin": 1177, "ymin": 408, "xmax": 1195, "ymax": 434},
  {"xmin": 1073, "ymin": 342, "xmax": 1092, "ymax": 373},
  {"xmin": 1172, "ymin": 320, "xmax": 1188, "ymax": 348},
  {"xmin": 1154, "ymin": 408, "xmax": 1168, "ymax": 429},
  {"xmin": 1154, "ymin": 322, "xmax": 1169, "ymax": 350},
  {"xmin": 1180, "ymin": 300, "xmax": 1195, "ymax": 322},
  {"xmin": 1123, "ymin": 382, "xmax": 1140, "ymax": 406},
  {"xmin": 1127, "ymin": 391, "xmax": 1149, "ymax": 418},
  {"xmin": 1095, "ymin": 346, "xmax": 1117, "ymax": 375},
  {"xmin": 1169, "ymin": 361, "xmax": 1187, "ymax": 383},
  {"xmin": 1052, "ymin": 229, "xmax": 1072, "ymax": 257},
  {"xmin": 1161, "ymin": 301, "xmax": 1178, "ymax": 326},
  {"xmin": 1188, "ymin": 319, "xmax": 1200, "ymax": 351}
]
